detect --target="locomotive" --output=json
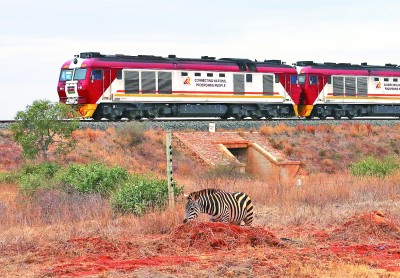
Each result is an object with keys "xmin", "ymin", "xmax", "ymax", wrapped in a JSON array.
[
  {"xmin": 57, "ymin": 52, "xmax": 301, "ymax": 120},
  {"xmin": 296, "ymin": 61, "xmax": 400, "ymax": 119},
  {"xmin": 57, "ymin": 52, "xmax": 400, "ymax": 120}
]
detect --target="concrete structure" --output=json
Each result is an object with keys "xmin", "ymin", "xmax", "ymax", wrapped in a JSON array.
[{"xmin": 174, "ymin": 132, "xmax": 301, "ymax": 186}]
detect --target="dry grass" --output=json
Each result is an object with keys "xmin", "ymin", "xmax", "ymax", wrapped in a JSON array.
[{"xmin": 1, "ymin": 123, "xmax": 400, "ymax": 276}]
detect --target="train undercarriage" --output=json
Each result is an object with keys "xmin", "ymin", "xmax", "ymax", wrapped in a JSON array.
[
  {"xmin": 309, "ymin": 104, "xmax": 400, "ymax": 119},
  {"xmin": 91, "ymin": 103, "xmax": 295, "ymax": 121}
]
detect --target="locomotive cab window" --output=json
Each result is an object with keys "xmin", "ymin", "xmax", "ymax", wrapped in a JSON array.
[
  {"xmin": 290, "ymin": 75, "xmax": 298, "ymax": 84},
  {"xmin": 298, "ymin": 74, "xmax": 306, "ymax": 84},
  {"xmin": 91, "ymin": 70, "xmax": 103, "ymax": 80},
  {"xmin": 309, "ymin": 75, "xmax": 318, "ymax": 85},
  {"xmin": 59, "ymin": 69, "xmax": 73, "ymax": 81},
  {"xmin": 73, "ymin": 68, "xmax": 87, "ymax": 80}
]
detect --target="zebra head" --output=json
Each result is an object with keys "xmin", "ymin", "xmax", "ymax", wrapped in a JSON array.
[{"xmin": 183, "ymin": 192, "xmax": 200, "ymax": 223}]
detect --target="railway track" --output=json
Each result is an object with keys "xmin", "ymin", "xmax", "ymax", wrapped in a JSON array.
[{"xmin": 1, "ymin": 117, "xmax": 399, "ymax": 131}]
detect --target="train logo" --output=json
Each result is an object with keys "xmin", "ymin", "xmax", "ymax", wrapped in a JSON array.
[
  {"xmin": 376, "ymin": 82, "xmax": 382, "ymax": 89},
  {"xmin": 183, "ymin": 77, "xmax": 191, "ymax": 85}
]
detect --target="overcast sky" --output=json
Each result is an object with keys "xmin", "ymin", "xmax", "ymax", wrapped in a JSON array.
[{"xmin": 1, "ymin": 0, "xmax": 400, "ymax": 119}]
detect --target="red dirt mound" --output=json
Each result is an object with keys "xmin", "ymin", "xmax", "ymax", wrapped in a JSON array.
[
  {"xmin": 161, "ymin": 222, "xmax": 281, "ymax": 252},
  {"xmin": 330, "ymin": 211, "xmax": 400, "ymax": 243}
]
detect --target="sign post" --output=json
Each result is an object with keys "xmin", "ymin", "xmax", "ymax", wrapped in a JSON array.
[{"xmin": 166, "ymin": 130, "xmax": 174, "ymax": 207}]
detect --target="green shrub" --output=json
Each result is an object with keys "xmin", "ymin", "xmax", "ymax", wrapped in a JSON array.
[
  {"xmin": 111, "ymin": 174, "xmax": 183, "ymax": 216},
  {"xmin": 57, "ymin": 163, "xmax": 129, "ymax": 195},
  {"xmin": 19, "ymin": 162, "xmax": 59, "ymax": 178},
  {"xmin": 350, "ymin": 156, "xmax": 400, "ymax": 177},
  {"xmin": 0, "ymin": 172, "xmax": 17, "ymax": 183},
  {"xmin": 16, "ymin": 162, "xmax": 60, "ymax": 195},
  {"xmin": 18, "ymin": 173, "xmax": 53, "ymax": 195}
]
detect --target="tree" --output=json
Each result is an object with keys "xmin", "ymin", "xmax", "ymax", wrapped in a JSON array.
[{"xmin": 11, "ymin": 100, "xmax": 80, "ymax": 161}]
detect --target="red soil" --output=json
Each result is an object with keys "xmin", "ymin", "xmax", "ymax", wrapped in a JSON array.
[{"xmin": 2, "ymin": 214, "xmax": 399, "ymax": 277}]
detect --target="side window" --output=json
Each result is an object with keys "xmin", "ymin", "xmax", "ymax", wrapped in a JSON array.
[
  {"xmin": 158, "ymin": 71, "xmax": 172, "ymax": 94},
  {"xmin": 124, "ymin": 71, "xmax": 139, "ymax": 94},
  {"xmin": 274, "ymin": 74, "xmax": 280, "ymax": 83},
  {"xmin": 309, "ymin": 75, "xmax": 318, "ymax": 85},
  {"xmin": 91, "ymin": 69, "xmax": 103, "ymax": 80},
  {"xmin": 142, "ymin": 71, "xmax": 156, "ymax": 94},
  {"xmin": 290, "ymin": 75, "xmax": 298, "ymax": 84},
  {"xmin": 246, "ymin": 74, "xmax": 252, "ymax": 83},
  {"xmin": 116, "ymin": 70, "xmax": 122, "ymax": 80}
]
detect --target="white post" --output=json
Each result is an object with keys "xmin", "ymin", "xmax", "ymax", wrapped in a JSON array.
[{"xmin": 209, "ymin": 122, "xmax": 216, "ymax": 132}]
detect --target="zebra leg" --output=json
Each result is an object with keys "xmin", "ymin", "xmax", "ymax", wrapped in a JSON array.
[{"xmin": 243, "ymin": 211, "xmax": 254, "ymax": 226}]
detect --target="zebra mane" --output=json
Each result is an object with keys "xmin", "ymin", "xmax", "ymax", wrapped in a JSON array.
[{"xmin": 189, "ymin": 188, "xmax": 226, "ymax": 201}]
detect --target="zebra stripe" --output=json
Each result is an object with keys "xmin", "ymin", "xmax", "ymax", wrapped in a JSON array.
[{"xmin": 183, "ymin": 188, "xmax": 254, "ymax": 226}]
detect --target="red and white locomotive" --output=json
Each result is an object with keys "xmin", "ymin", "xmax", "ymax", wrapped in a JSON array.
[
  {"xmin": 57, "ymin": 52, "xmax": 301, "ymax": 120},
  {"xmin": 295, "ymin": 61, "xmax": 400, "ymax": 119}
]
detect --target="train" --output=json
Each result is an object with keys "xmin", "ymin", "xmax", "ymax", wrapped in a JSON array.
[{"xmin": 57, "ymin": 52, "xmax": 400, "ymax": 120}]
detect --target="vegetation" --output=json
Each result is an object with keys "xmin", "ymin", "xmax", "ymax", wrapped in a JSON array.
[
  {"xmin": 10, "ymin": 100, "xmax": 80, "ymax": 160},
  {"xmin": 111, "ymin": 174, "xmax": 183, "ymax": 216},
  {"xmin": 1, "ymin": 123, "xmax": 400, "ymax": 276},
  {"xmin": 350, "ymin": 156, "xmax": 400, "ymax": 177},
  {"xmin": 5, "ymin": 162, "xmax": 179, "ymax": 215},
  {"xmin": 57, "ymin": 163, "xmax": 129, "ymax": 195}
]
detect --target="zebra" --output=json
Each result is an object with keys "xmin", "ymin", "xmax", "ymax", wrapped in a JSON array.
[{"xmin": 182, "ymin": 188, "xmax": 254, "ymax": 226}]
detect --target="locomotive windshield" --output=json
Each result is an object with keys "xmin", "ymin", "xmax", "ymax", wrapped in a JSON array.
[
  {"xmin": 59, "ymin": 68, "xmax": 87, "ymax": 81},
  {"xmin": 298, "ymin": 74, "xmax": 306, "ymax": 84},
  {"xmin": 73, "ymin": 68, "xmax": 87, "ymax": 80},
  {"xmin": 59, "ymin": 69, "xmax": 73, "ymax": 81}
]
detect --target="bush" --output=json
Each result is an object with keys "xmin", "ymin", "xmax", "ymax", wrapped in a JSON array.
[
  {"xmin": 57, "ymin": 163, "xmax": 129, "ymax": 195},
  {"xmin": 111, "ymin": 174, "xmax": 183, "ymax": 216},
  {"xmin": 350, "ymin": 156, "xmax": 400, "ymax": 177},
  {"xmin": 16, "ymin": 162, "xmax": 60, "ymax": 195},
  {"xmin": 0, "ymin": 172, "xmax": 17, "ymax": 183}
]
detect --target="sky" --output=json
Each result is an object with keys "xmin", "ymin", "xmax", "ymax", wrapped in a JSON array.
[{"xmin": 1, "ymin": 0, "xmax": 400, "ymax": 119}]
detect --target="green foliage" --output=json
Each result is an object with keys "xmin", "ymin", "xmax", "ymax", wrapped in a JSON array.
[
  {"xmin": 0, "ymin": 172, "xmax": 17, "ymax": 183},
  {"xmin": 57, "ymin": 163, "xmax": 129, "ymax": 195},
  {"xmin": 350, "ymin": 156, "xmax": 400, "ymax": 177},
  {"xmin": 10, "ymin": 100, "xmax": 80, "ymax": 160},
  {"xmin": 7, "ymin": 160, "xmax": 181, "ymax": 216},
  {"xmin": 16, "ymin": 162, "xmax": 60, "ymax": 195},
  {"xmin": 111, "ymin": 175, "xmax": 183, "ymax": 216}
]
